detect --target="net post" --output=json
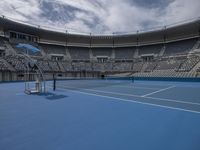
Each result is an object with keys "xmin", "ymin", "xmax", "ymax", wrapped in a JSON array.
[
  {"xmin": 101, "ymin": 74, "xmax": 105, "ymax": 80},
  {"xmin": 132, "ymin": 76, "xmax": 134, "ymax": 83},
  {"xmin": 53, "ymin": 74, "xmax": 56, "ymax": 91}
]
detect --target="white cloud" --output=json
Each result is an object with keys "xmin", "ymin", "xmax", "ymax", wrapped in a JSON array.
[
  {"xmin": 102, "ymin": 1, "xmax": 158, "ymax": 32},
  {"xmin": 0, "ymin": 0, "xmax": 199, "ymax": 34},
  {"xmin": 160, "ymin": 0, "xmax": 200, "ymax": 25},
  {"xmin": 0, "ymin": 0, "xmax": 42, "ymax": 21}
]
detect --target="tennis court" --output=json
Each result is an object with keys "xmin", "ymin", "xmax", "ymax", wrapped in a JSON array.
[{"xmin": 0, "ymin": 79, "xmax": 200, "ymax": 150}]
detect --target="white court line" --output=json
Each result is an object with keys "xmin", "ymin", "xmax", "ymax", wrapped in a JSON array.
[
  {"xmin": 58, "ymin": 84, "xmax": 142, "ymax": 97},
  {"xmin": 141, "ymin": 86, "xmax": 176, "ymax": 97},
  {"xmin": 145, "ymin": 96, "xmax": 200, "ymax": 106},
  {"xmin": 55, "ymin": 86, "xmax": 200, "ymax": 114},
  {"xmin": 57, "ymin": 84, "xmax": 200, "ymax": 106},
  {"xmin": 134, "ymin": 82, "xmax": 173, "ymax": 87},
  {"xmin": 58, "ymin": 82, "xmax": 160, "ymax": 90},
  {"xmin": 84, "ymin": 87, "xmax": 141, "ymax": 97},
  {"xmin": 113, "ymin": 85, "xmax": 160, "ymax": 90}
]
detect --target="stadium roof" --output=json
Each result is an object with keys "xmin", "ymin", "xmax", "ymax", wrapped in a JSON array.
[
  {"xmin": 0, "ymin": 16, "xmax": 200, "ymax": 47},
  {"xmin": 1, "ymin": 0, "xmax": 200, "ymax": 34}
]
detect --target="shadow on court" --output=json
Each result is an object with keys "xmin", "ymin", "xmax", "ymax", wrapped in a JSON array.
[{"xmin": 38, "ymin": 92, "xmax": 68, "ymax": 100}]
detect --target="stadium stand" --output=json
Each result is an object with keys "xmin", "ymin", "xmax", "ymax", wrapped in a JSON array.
[
  {"xmin": 60, "ymin": 61, "xmax": 73, "ymax": 71},
  {"xmin": 0, "ymin": 37, "xmax": 6, "ymax": 56},
  {"xmin": 115, "ymin": 47, "xmax": 135, "ymax": 60},
  {"xmin": 155, "ymin": 58, "xmax": 183, "ymax": 70},
  {"xmin": 48, "ymin": 61, "xmax": 61, "ymax": 72},
  {"xmin": 164, "ymin": 38, "xmax": 197, "ymax": 56},
  {"xmin": 197, "ymin": 67, "xmax": 200, "ymax": 73},
  {"xmin": 0, "ymin": 58, "xmax": 9, "ymax": 71},
  {"xmin": 68, "ymin": 47, "xmax": 90, "ymax": 60},
  {"xmin": 144, "ymin": 61, "xmax": 157, "ymax": 72},
  {"xmin": 92, "ymin": 48, "xmax": 112, "ymax": 57},
  {"xmin": 133, "ymin": 69, "xmax": 197, "ymax": 78},
  {"xmin": 0, "ymin": 37, "xmax": 5, "ymax": 47},
  {"xmin": 40, "ymin": 44, "xmax": 66, "ymax": 55},
  {"xmin": 103, "ymin": 62, "xmax": 113, "ymax": 71},
  {"xmin": 113, "ymin": 62, "xmax": 132, "ymax": 71},
  {"xmin": 72, "ymin": 62, "xmax": 92, "ymax": 71},
  {"xmin": 178, "ymin": 56, "xmax": 200, "ymax": 72},
  {"xmin": 91, "ymin": 63, "xmax": 104, "ymax": 71},
  {"xmin": 132, "ymin": 61, "xmax": 144, "ymax": 72},
  {"xmin": 36, "ymin": 60, "xmax": 52, "ymax": 72},
  {"xmin": 139, "ymin": 44, "xmax": 162, "ymax": 56},
  {"xmin": 4, "ymin": 55, "xmax": 27, "ymax": 71},
  {"xmin": 0, "ymin": 17, "xmax": 200, "ymax": 81}
]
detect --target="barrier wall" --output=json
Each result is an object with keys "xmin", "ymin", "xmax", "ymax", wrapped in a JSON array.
[
  {"xmin": 134, "ymin": 76, "xmax": 200, "ymax": 82},
  {"xmin": 0, "ymin": 71, "xmax": 14, "ymax": 81},
  {"xmin": 106, "ymin": 76, "xmax": 200, "ymax": 82},
  {"xmin": 1, "ymin": 71, "xmax": 200, "ymax": 83},
  {"xmin": 0, "ymin": 71, "xmax": 101, "ymax": 83}
]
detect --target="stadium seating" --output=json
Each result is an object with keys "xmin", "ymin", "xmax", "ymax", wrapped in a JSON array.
[
  {"xmin": 115, "ymin": 47, "xmax": 135, "ymax": 60},
  {"xmin": 133, "ymin": 69, "xmax": 197, "ymax": 78},
  {"xmin": 37, "ymin": 60, "xmax": 52, "ymax": 72},
  {"xmin": 0, "ymin": 59, "xmax": 9, "ymax": 71},
  {"xmin": 144, "ymin": 61, "xmax": 157, "ymax": 72},
  {"xmin": 92, "ymin": 63, "xmax": 105, "ymax": 71},
  {"xmin": 48, "ymin": 61, "xmax": 61, "ymax": 72},
  {"xmin": 40, "ymin": 44, "xmax": 66, "ymax": 55},
  {"xmin": 132, "ymin": 61, "xmax": 144, "ymax": 72},
  {"xmin": 68, "ymin": 47, "xmax": 90, "ymax": 60},
  {"xmin": 0, "ymin": 37, "xmax": 5, "ymax": 47},
  {"xmin": 164, "ymin": 38, "xmax": 197, "ymax": 56},
  {"xmin": 178, "ymin": 56, "xmax": 200, "ymax": 72},
  {"xmin": 103, "ymin": 62, "xmax": 113, "ymax": 71},
  {"xmin": 72, "ymin": 62, "xmax": 92, "ymax": 71},
  {"xmin": 155, "ymin": 58, "xmax": 183, "ymax": 70},
  {"xmin": 197, "ymin": 67, "xmax": 200, "ymax": 73},
  {"xmin": 92, "ymin": 48, "xmax": 112, "ymax": 57},
  {"xmin": 4, "ymin": 55, "xmax": 27, "ymax": 71},
  {"xmin": 1, "ymin": 35, "xmax": 200, "ymax": 80},
  {"xmin": 113, "ymin": 62, "xmax": 132, "ymax": 71},
  {"xmin": 60, "ymin": 62, "xmax": 73, "ymax": 71},
  {"xmin": 139, "ymin": 44, "xmax": 162, "ymax": 56}
]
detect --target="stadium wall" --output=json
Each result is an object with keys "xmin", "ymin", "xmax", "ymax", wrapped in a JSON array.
[
  {"xmin": 134, "ymin": 76, "xmax": 200, "ymax": 82},
  {"xmin": 0, "ymin": 71, "xmax": 101, "ymax": 82}
]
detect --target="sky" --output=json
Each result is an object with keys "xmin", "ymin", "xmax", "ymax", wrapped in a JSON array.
[{"xmin": 0, "ymin": 0, "xmax": 200, "ymax": 34}]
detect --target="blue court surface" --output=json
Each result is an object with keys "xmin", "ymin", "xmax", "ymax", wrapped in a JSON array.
[{"xmin": 1, "ymin": 80, "xmax": 200, "ymax": 150}]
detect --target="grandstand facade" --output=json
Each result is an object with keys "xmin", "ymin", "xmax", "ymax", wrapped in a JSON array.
[{"xmin": 0, "ymin": 16, "xmax": 200, "ymax": 81}]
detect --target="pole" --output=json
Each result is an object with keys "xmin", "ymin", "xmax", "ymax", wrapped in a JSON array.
[{"xmin": 53, "ymin": 74, "xmax": 56, "ymax": 91}]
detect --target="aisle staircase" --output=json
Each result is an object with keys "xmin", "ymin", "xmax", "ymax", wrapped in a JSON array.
[{"xmin": 159, "ymin": 46, "xmax": 165, "ymax": 56}]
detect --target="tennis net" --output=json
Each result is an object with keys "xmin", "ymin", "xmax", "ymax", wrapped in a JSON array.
[{"xmin": 54, "ymin": 76, "xmax": 134, "ymax": 90}]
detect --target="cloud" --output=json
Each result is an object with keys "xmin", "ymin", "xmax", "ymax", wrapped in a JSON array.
[
  {"xmin": 160, "ymin": 0, "xmax": 200, "ymax": 25},
  {"xmin": 0, "ymin": 0, "xmax": 42, "ymax": 21},
  {"xmin": 101, "ymin": 1, "xmax": 159, "ymax": 33},
  {"xmin": 0, "ymin": 0, "xmax": 199, "ymax": 34}
]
